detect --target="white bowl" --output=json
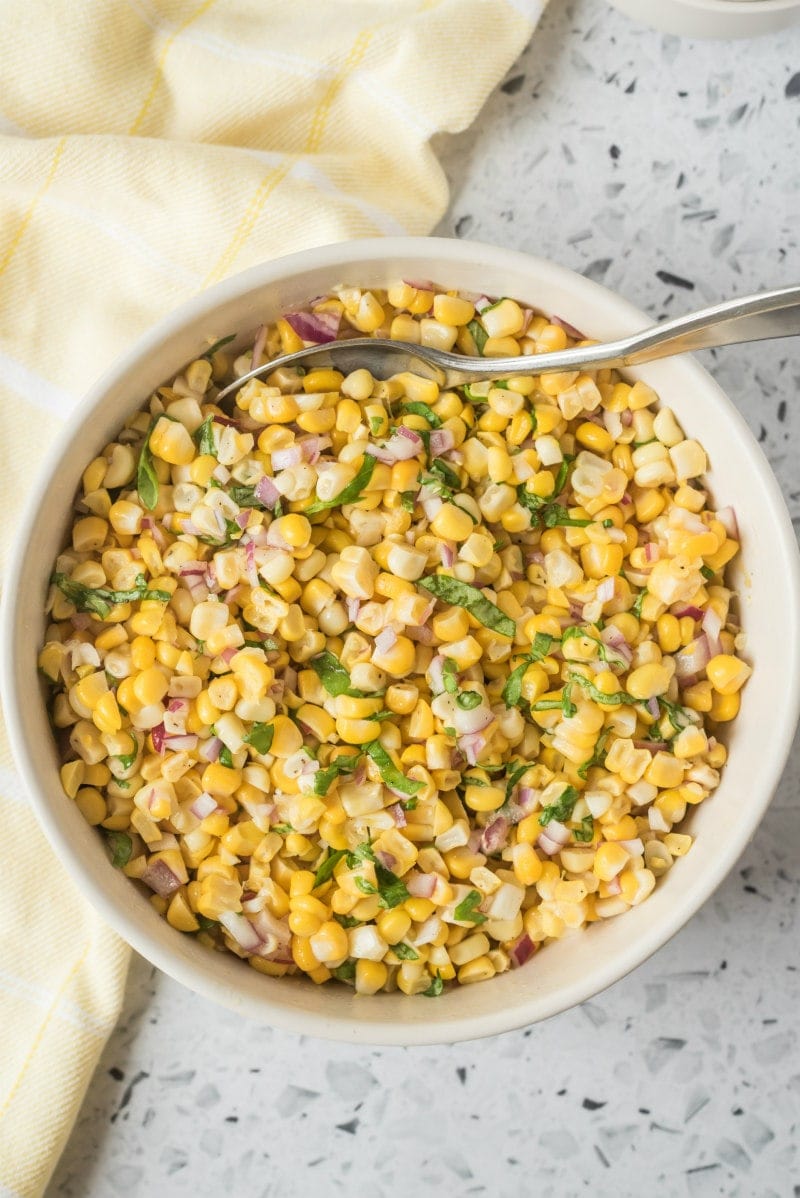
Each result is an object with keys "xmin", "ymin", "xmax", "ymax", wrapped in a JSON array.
[
  {"xmin": 3, "ymin": 238, "xmax": 799, "ymax": 1045},
  {"xmin": 607, "ymin": 0, "xmax": 800, "ymax": 38}
]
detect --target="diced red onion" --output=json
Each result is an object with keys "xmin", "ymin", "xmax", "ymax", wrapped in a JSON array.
[
  {"xmin": 646, "ymin": 696, "xmax": 660, "ymax": 718},
  {"xmin": 219, "ymin": 910, "xmax": 263, "ymax": 953},
  {"xmin": 299, "ymin": 435, "xmax": 331, "ymax": 465},
  {"xmin": 190, "ymin": 791, "xmax": 218, "ymax": 819},
  {"xmin": 633, "ymin": 740, "xmax": 669, "ymax": 753},
  {"xmin": 402, "ymin": 278, "xmax": 435, "ymax": 292},
  {"xmin": 439, "ymin": 541, "xmax": 456, "ymax": 567},
  {"xmin": 516, "ymin": 787, "xmax": 538, "ymax": 814},
  {"xmin": 199, "ymin": 735, "xmax": 223, "ymax": 762},
  {"xmin": 551, "ymin": 314, "xmax": 586, "ymax": 340},
  {"xmin": 428, "ymin": 655, "xmax": 445, "ymax": 694},
  {"xmin": 481, "ymin": 816, "xmax": 509, "ymax": 855},
  {"xmin": 467, "ymin": 829, "xmax": 484, "ymax": 853},
  {"xmin": 674, "ymin": 632, "xmax": 711, "ymax": 680},
  {"xmin": 605, "ymin": 875, "xmax": 622, "ymax": 895},
  {"xmin": 510, "ymin": 933, "xmax": 537, "ymax": 968},
  {"xmin": 406, "ymin": 872, "xmax": 437, "ymax": 899},
  {"xmin": 141, "ymin": 859, "xmax": 182, "ymax": 898},
  {"xmin": 284, "ymin": 309, "xmax": 340, "ymax": 344},
  {"xmin": 374, "ymin": 626, "xmax": 398, "ymax": 655},
  {"xmin": 164, "ymin": 733, "xmax": 198, "ymax": 752},
  {"xmin": 180, "ymin": 562, "xmax": 209, "ymax": 578},
  {"xmin": 413, "ymin": 915, "xmax": 440, "ymax": 946},
  {"xmin": 620, "ymin": 409, "xmax": 633, "ymax": 427},
  {"xmin": 250, "ymin": 323, "xmax": 267, "ymax": 369},
  {"xmin": 388, "ymin": 802, "xmax": 407, "ymax": 827},
  {"xmin": 543, "ymin": 819, "xmax": 571, "ymax": 845},
  {"xmin": 346, "ymin": 597, "xmax": 361, "ymax": 622},
  {"xmin": 473, "ymin": 295, "xmax": 493, "ymax": 313},
  {"xmin": 224, "ymin": 584, "xmax": 244, "ymax": 606},
  {"xmin": 429, "ymin": 428, "xmax": 456, "ymax": 456},
  {"xmin": 151, "ymin": 724, "xmax": 167, "ymax": 755},
  {"xmin": 644, "ymin": 542, "xmax": 660, "ymax": 563},
  {"xmin": 375, "ymin": 850, "xmax": 397, "ymax": 872},
  {"xmin": 702, "ymin": 607, "xmax": 722, "ymax": 655},
  {"xmin": 537, "ymin": 832, "xmax": 564, "ymax": 857},
  {"xmin": 595, "ymin": 577, "xmax": 615, "ymax": 603},
  {"xmin": 254, "ymin": 475, "xmax": 280, "ymax": 507},
  {"xmin": 421, "ymin": 493, "xmax": 443, "ymax": 521},
  {"xmin": 520, "ymin": 308, "xmax": 533, "ymax": 336},
  {"xmin": 406, "ymin": 623, "xmax": 434, "ymax": 644},
  {"xmin": 272, "ymin": 445, "xmax": 302, "ymax": 471},
  {"xmin": 716, "ymin": 505, "xmax": 739, "ymax": 540},
  {"xmin": 235, "ymin": 509, "xmax": 251, "ymax": 530},
  {"xmin": 458, "ymin": 731, "xmax": 487, "ymax": 766},
  {"xmin": 245, "ymin": 540, "xmax": 259, "ymax": 587}
]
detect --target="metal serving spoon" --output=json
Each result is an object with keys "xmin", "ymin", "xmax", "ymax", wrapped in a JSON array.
[{"xmin": 216, "ymin": 284, "xmax": 800, "ymax": 403}]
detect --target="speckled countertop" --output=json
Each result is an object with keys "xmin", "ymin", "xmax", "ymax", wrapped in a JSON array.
[{"xmin": 49, "ymin": 2, "xmax": 800, "ymax": 1195}]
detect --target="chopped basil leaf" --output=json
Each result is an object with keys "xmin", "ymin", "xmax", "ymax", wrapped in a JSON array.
[
  {"xmin": 136, "ymin": 417, "xmax": 160, "ymax": 511},
  {"xmin": 659, "ymin": 696, "xmax": 692, "ymax": 733},
  {"xmin": 228, "ymin": 484, "xmax": 272, "ymax": 511},
  {"xmin": 502, "ymin": 633, "xmax": 555, "ymax": 707},
  {"xmin": 393, "ymin": 942, "xmax": 420, "ymax": 961},
  {"xmin": 462, "ymin": 382, "xmax": 489, "ymax": 403},
  {"xmin": 453, "ymin": 889, "xmax": 487, "ymax": 925},
  {"xmin": 561, "ymin": 684, "xmax": 577, "ymax": 718},
  {"xmin": 365, "ymin": 740, "xmax": 423, "ymax": 796},
  {"xmin": 196, "ymin": 914, "xmax": 219, "ymax": 933},
  {"xmin": 106, "ymin": 831, "xmax": 132, "ymax": 869},
  {"xmin": 374, "ymin": 862, "xmax": 411, "ymax": 909},
  {"xmin": 455, "ymin": 690, "xmax": 481, "ymax": 711},
  {"xmin": 369, "ymin": 415, "xmax": 384, "ymax": 435},
  {"xmin": 332, "ymin": 960, "xmax": 356, "ymax": 982},
  {"xmin": 52, "ymin": 573, "xmax": 170, "ymax": 619},
  {"xmin": 355, "ymin": 876, "xmax": 379, "ymax": 896},
  {"xmin": 429, "ymin": 458, "xmax": 461, "ymax": 492},
  {"xmin": 313, "ymin": 848, "xmax": 347, "ymax": 888},
  {"xmin": 504, "ymin": 761, "xmax": 532, "ymax": 800},
  {"xmin": 539, "ymin": 785, "xmax": 580, "ymax": 826},
  {"xmin": 309, "ymin": 651, "xmax": 365, "ymax": 698},
  {"xmin": 116, "ymin": 780, "xmax": 131, "ymax": 790},
  {"xmin": 466, "ymin": 318, "xmax": 488, "ymax": 355},
  {"xmin": 419, "ymin": 575, "xmax": 515, "ymax": 639},
  {"xmin": 400, "ymin": 402, "xmax": 442, "ymax": 428},
  {"xmin": 553, "ymin": 455, "xmax": 574, "ymax": 497},
  {"xmin": 401, "ymin": 797, "xmax": 418, "ymax": 811},
  {"xmin": 202, "ymin": 333, "xmax": 236, "ymax": 360},
  {"xmin": 399, "ymin": 490, "xmax": 417, "ymax": 512},
  {"xmin": 243, "ymin": 722, "xmax": 274, "ymax": 754},
  {"xmin": 305, "ymin": 454, "xmax": 376, "ymax": 514},
  {"xmin": 333, "ymin": 914, "xmax": 362, "ymax": 929},
  {"xmin": 568, "ymin": 672, "xmax": 635, "ymax": 707},
  {"xmin": 541, "ymin": 504, "xmax": 592, "ymax": 528},
  {"xmin": 218, "ymin": 746, "xmax": 233, "ymax": 768},
  {"xmin": 195, "ymin": 415, "xmax": 217, "ymax": 457},
  {"xmin": 442, "ymin": 657, "xmax": 458, "ymax": 695},
  {"xmin": 573, "ymin": 815, "xmax": 595, "ymax": 842},
  {"xmin": 700, "ymin": 565, "xmax": 715, "ymax": 580},
  {"xmin": 577, "ymin": 728, "xmax": 609, "ymax": 780},
  {"xmin": 422, "ymin": 972, "xmax": 444, "ymax": 997},
  {"xmin": 272, "ymin": 823, "xmax": 294, "ymax": 835},
  {"xmin": 443, "ymin": 725, "xmax": 457, "ymax": 738},
  {"xmin": 313, "ymin": 753, "xmax": 362, "ymax": 796},
  {"xmin": 365, "ymin": 710, "xmax": 393, "ymax": 722},
  {"xmin": 631, "ymin": 589, "xmax": 647, "ymax": 618}
]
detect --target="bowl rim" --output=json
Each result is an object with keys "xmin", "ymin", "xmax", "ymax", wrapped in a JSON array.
[{"xmin": 3, "ymin": 235, "xmax": 799, "ymax": 1045}]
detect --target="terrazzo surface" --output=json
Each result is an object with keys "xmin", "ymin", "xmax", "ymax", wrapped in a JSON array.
[{"xmin": 49, "ymin": 1, "xmax": 800, "ymax": 1194}]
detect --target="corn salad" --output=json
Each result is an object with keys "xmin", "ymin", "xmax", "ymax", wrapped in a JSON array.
[{"xmin": 39, "ymin": 283, "xmax": 750, "ymax": 997}]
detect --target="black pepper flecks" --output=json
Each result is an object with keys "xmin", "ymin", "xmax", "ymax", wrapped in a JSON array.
[
  {"xmin": 501, "ymin": 73, "xmax": 526, "ymax": 96},
  {"xmin": 656, "ymin": 269, "xmax": 694, "ymax": 290},
  {"xmin": 785, "ymin": 72, "xmax": 800, "ymax": 98},
  {"xmin": 110, "ymin": 1070, "xmax": 149, "ymax": 1124},
  {"xmin": 455, "ymin": 214, "xmax": 473, "ymax": 238},
  {"xmin": 582, "ymin": 1098, "xmax": 606, "ymax": 1110}
]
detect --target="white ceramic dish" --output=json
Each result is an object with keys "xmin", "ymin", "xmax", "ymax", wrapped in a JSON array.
[
  {"xmin": 608, "ymin": 0, "xmax": 800, "ymax": 38},
  {"xmin": 3, "ymin": 237, "xmax": 799, "ymax": 1045}
]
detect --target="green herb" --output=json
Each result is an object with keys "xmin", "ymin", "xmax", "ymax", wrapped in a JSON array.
[
  {"xmin": 274, "ymin": 499, "xmax": 284, "ymax": 517},
  {"xmin": 365, "ymin": 740, "xmax": 423, "ymax": 796},
  {"xmin": 422, "ymin": 972, "xmax": 444, "ymax": 997},
  {"xmin": 462, "ymin": 382, "xmax": 490, "ymax": 403},
  {"xmin": 355, "ymin": 876, "xmax": 379, "ymax": 896},
  {"xmin": 399, "ymin": 490, "xmax": 417, "ymax": 512},
  {"xmin": 227, "ymin": 483, "xmax": 273, "ymax": 511},
  {"xmin": 577, "ymin": 728, "xmax": 609, "ymax": 781},
  {"xmin": 114, "ymin": 734, "xmax": 138, "ymax": 772},
  {"xmin": 502, "ymin": 633, "xmax": 555, "ymax": 707},
  {"xmin": 369, "ymin": 415, "xmax": 384, "ymax": 435},
  {"xmin": 568, "ymin": 672, "xmax": 635, "ymax": 707},
  {"xmin": 517, "ymin": 486, "xmax": 591, "ymax": 528},
  {"xmin": 428, "ymin": 458, "xmax": 461, "ymax": 492},
  {"xmin": 530, "ymin": 699, "xmax": 563, "ymax": 711},
  {"xmin": 659, "ymin": 696, "xmax": 691, "ymax": 733},
  {"xmin": 313, "ymin": 849, "xmax": 347, "ymax": 888},
  {"xmin": 243, "ymin": 722, "xmax": 274, "ymax": 755},
  {"xmin": 539, "ymin": 785, "xmax": 580, "ymax": 827},
  {"xmin": 52, "ymin": 573, "xmax": 170, "ymax": 620},
  {"xmin": 365, "ymin": 710, "xmax": 393, "ymax": 722},
  {"xmin": 218, "ymin": 746, "xmax": 234, "ymax": 768},
  {"xmin": 393, "ymin": 942, "xmax": 420, "ymax": 961},
  {"xmin": 196, "ymin": 915, "xmax": 219, "ymax": 933},
  {"xmin": 466, "ymin": 318, "xmax": 488, "ymax": 355},
  {"xmin": 333, "ymin": 914, "xmax": 362, "ymax": 929},
  {"xmin": 573, "ymin": 815, "xmax": 595, "ymax": 843},
  {"xmin": 332, "ymin": 960, "xmax": 356, "ymax": 982},
  {"xmin": 455, "ymin": 690, "xmax": 482, "ymax": 710},
  {"xmin": 195, "ymin": 415, "xmax": 217, "ymax": 457},
  {"xmin": 345, "ymin": 843, "xmax": 376, "ymax": 867},
  {"xmin": 106, "ymin": 831, "xmax": 132, "ymax": 869},
  {"xmin": 310, "ymin": 651, "xmax": 365, "ymax": 698},
  {"xmin": 401, "ymin": 797, "xmax": 418, "ymax": 811},
  {"xmin": 700, "ymin": 565, "xmax": 715, "ymax": 580},
  {"xmin": 553, "ymin": 455, "xmax": 574, "ymax": 497},
  {"xmin": 116, "ymin": 780, "xmax": 130, "ymax": 790},
  {"xmin": 632, "ymin": 437, "xmax": 657, "ymax": 449},
  {"xmin": 202, "ymin": 333, "xmax": 236, "ymax": 360},
  {"xmin": 504, "ymin": 761, "xmax": 532, "ymax": 800},
  {"xmin": 419, "ymin": 575, "xmax": 515, "ymax": 639},
  {"xmin": 453, "ymin": 889, "xmax": 487, "ymax": 925},
  {"xmin": 136, "ymin": 417, "xmax": 160, "ymax": 511},
  {"xmin": 373, "ymin": 861, "xmax": 410, "ymax": 909},
  {"xmin": 306, "ymin": 454, "xmax": 377, "ymax": 514},
  {"xmin": 631, "ymin": 589, "xmax": 647, "ymax": 618},
  {"xmin": 443, "ymin": 725, "xmax": 457, "ymax": 738},
  {"xmin": 400, "ymin": 402, "xmax": 442, "ymax": 428},
  {"xmin": 272, "ymin": 823, "xmax": 294, "ymax": 835},
  {"xmin": 313, "ymin": 752, "xmax": 362, "ymax": 796},
  {"xmin": 442, "ymin": 657, "xmax": 458, "ymax": 695}
]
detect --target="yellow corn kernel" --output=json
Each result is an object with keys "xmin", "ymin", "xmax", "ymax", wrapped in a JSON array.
[
  {"xmin": 75, "ymin": 786, "xmax": 107, "ymax": 825},
  {"xmin": 166, "ymin": 890, "xmax": 199, "ymax": 933},
  {"xmin": 149, "ymin": 415, "xmax": 196, "ymax": 465},
  {"xmin": 464, "ymin": 784, "xmax": 505, "ymax": 813},
  {"xmin": 709, "ymin": 689, "xmax": 740, "ymax": 722},
  {"xmin": 626, "ymin": 663, "xmax": 672, "ymax": 700},
  {"xmin": 575, "ymin": 422, "xmax": 614, "ymax": 454},
  {"xmin": 683, "ymin": 679, "xmax": 713, "ymax": 713},
  {"xmin": 644, "ymin": 753, "xmax": 684, "ymax": 789},
  {"xmin": 309, "ymin": 920, "xmax": 349, "ymax": 964},
  {"xmin": 60, "ymin": 760, "xmax": 85, "ymax": 799},
  {"xmin": 404, "ymin": 897, "xmax": 435, "ymax": 922},
  {"xmin": 656, "ymin": 613, "xmax": 681, "ymax": 654},
  {"xmin": 430, "ymin": 503, "xmax": 474, "ymax": 543},
  {"xmin": 706, "ymin": 654, "xmax": 751, "ymax": 695},
  {"xmin": 72, "ymin": 670, "xmax": 109, "ymax": 713},
  {"xmin": 93, "ymin": 691, "xmax": 121, "ymax": 735},
  {"xmin": 457, "ymin": 956, "xmax": 495, "ymax": 985},
  {"xmin": 593, "ymin": 841, "xmax": 629, "ymax": 881},
  {"xmin": 664, "ymin": 832, "xmax": 693, "ymax": 857},
  {"xmin": 355, "ymin": 959, "xmax": 388, "ymax": 995},
  {"xmin": 376, "ymin": 908, "xmax": 412, "ymax": 945},
  {"xmin": 132, "ymin": 666, "xmax": 169, "ymax": 707},
  {"xmin": 292, "ymin": 935, "xmax": 318, "ymax": 973},
  {"xmin": 201, "ymin": 762, "xmax": 242, "ymax": 797},
  {"xmin": 512, "ymin": 842, "xmax": 543, "ymax": 887}
]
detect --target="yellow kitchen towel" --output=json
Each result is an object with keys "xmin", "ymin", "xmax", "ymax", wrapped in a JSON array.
[{"xmin": 0, "ymin": 2, "xmax": 544, "ymax": 1193}]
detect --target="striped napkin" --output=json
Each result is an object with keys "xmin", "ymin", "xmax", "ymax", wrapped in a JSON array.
[{"xmin": 0, "ymin": 2, "xmax": 544, "ymax": 1193}]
